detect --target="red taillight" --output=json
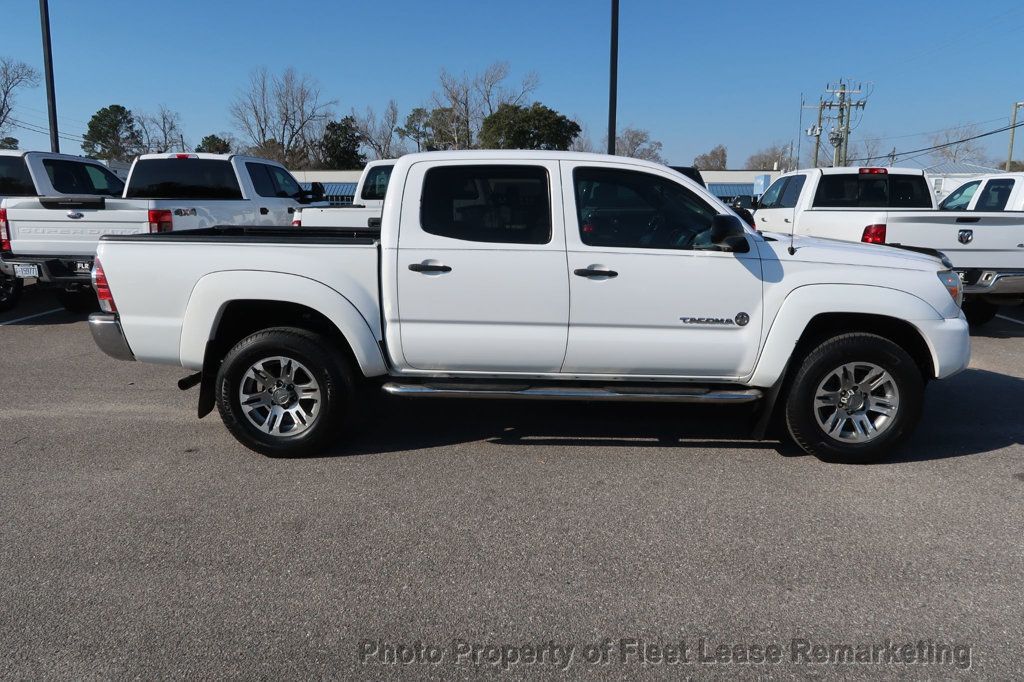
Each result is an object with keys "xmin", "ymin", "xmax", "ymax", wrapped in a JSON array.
[
  {"xmin": 0, "ymin": 207, "xmax": 9, "ymax": 252},
  {"xmin": 291, "ymin": 218, "xmax": 301, "ymax": 227},
  {"xmin": 92, "ymin": 259, "xmax": 117, "ymax": 312},
  {"xmin": 859, "ymin": 167, "xmax": 887, "ymax": 175},
  {"xmin": 861, "ymin": 224, "xmax": 887, "ymax": 244},
  {"xmin": 148, "ymin": 209, "xmax": 172, "ymax": 233}
]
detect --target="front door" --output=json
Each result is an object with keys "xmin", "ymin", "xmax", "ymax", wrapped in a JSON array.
[
  {"xmin": 245, "ymin": 162, "xmax": 300, "ymax": 225},
  {"xmin": 754, "ymin": 174, "xmax": 804, "ymax": 233},
  {"xmin": 561, "ymin": 162, "xmax": 764, "ymax": 378},
  {"xmin": 395, "ymin": 161, "xmax": 569, "ymax": 373}
]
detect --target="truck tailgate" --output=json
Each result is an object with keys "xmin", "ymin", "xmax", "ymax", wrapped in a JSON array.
[
  {"xmin": 6, "ymin": 197, "xmax": 149, "ymax": 256},
  {"xmin": 886, "ymin": 212, "xmax": 1024, "ymax": 270}
]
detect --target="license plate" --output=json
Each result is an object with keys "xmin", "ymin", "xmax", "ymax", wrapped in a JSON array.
[{"xmin": 14, "ymin": 264, "xmax": 39, "ymax": 278}]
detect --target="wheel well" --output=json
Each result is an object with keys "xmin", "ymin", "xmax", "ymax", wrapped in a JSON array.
[
  {"xmin": 207, "ymin": 300, "xmax": 360, "ymax": 371},
  {"xmin": 794, "ymin": 313, "xmax": 934, "ymax": 380}
]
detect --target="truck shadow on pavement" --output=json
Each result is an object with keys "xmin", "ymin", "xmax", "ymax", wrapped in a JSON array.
[{"xmin": 323, "ymin": 368, "xmax": 1023, "ymax": 465}]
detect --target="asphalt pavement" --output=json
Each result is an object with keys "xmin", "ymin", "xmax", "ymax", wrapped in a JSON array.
[{"xmin": 2, "ymin": 286, "xmax": 1023, "ymax": 678}]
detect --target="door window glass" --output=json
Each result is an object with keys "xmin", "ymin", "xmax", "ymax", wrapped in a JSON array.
[
  {"xmin": 573, "ymin": 167, "xmax": 718, "ymax": 250},
  {"xmin": 246, "ymin": 162, "xmax": 276, "ymax": 197},
  {"xmin": 939, "ymin": 180, "xmax": 980, "ymax": 211},
  {"xmin": 973, "ymin": 179, "xmax": 1015, "ymax": 211},
  {"xmin": 758, "ymin": 177, "xmax": 788, "ymax": 209},
  {"xmin": 778, "ymin": 175, "xmax": 805, "ymax": 208},
  {"xmin": 420, "ymin": 165, "xmax": 550, "ymax": 244},
  {"xmin": 268, "ymin": 165, "xmax": 301, "ymax": 198}
]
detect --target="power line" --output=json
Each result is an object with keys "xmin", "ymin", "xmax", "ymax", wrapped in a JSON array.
[{"xmin": 848, "ymin": 120, "xmax": 1024, "ymax": 165}]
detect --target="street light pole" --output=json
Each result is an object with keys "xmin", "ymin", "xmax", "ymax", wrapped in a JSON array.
[
  {"xmin": 606, "ymin": 0, "xmax": 619, "ymax": 155},
  {"xmin": 38, "ymin": 0, "xmax": 60, "ymax": 153},
  {"xmin": 1007, "ymin": 101, "xmax": 1023, "ymax": 172}
]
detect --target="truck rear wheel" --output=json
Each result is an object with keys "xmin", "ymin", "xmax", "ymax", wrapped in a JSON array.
[
  {"xmin": 784, "ymin": 333, "xmax": 923, "ymax": 463},
  {"xmin": 0, "ymin": 275, "xmax": 22, "ymax": 312},
  {"xmin": 216, "ymin": 327, "xmax": 358, "ymax": 457},
  {"xmin": 962, "ymin": 299, "xmax": 999, "ymax": 327}
]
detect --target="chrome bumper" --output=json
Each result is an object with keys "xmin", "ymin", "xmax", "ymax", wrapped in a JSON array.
[
  {"xmin": 88, "ymin": 313, "xmax": 135, "ymax": 361},
  {"xmin": 962, "ymin": 271, "xmax": 1024, "ymax": 296}
]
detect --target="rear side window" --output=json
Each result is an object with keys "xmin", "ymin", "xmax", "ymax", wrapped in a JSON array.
[
  {"xmin": 43, "ymin": 159, "xmax": 124, "ymax": 197},
  {"xmin": 813, "ymin": 173, "xmax": 930, "ymax": 208},
  {"xmin": 126, "ymin": 159, "xmax": 242, "ymax": 199},
  {"xmin": 420, "ymin": 165, "xmax": 550, "ymax": 244},
  {"xmin": 940, "ymin": 180, "xmax": 981, "ymax": 210},
  {"xmin": 246, "ymin": 162, "xmax": 301, "ymax": 199},
  {"xmin": 361, "ymin": 164, "xmax": 393, "ymax": 201},
  {"xmin": 0, "ymin": 156, "xmax": 36, "ymax": 196},
  {"xmin": 974, "ymin": 179, "xmax": 1015, "ymax": 211}
]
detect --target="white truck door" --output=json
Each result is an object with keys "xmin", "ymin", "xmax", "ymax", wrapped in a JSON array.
[
  {"xmin": 560, "ymin": 162, "xmax": 763, "ymax": 378},
  {"xmin": 394, "ymin": 161, "xmax": 569, "ymax": 372},
  {"xmin": 754, "ymin": 174, "xmax": 804, "ymax": 233},
  {"xmin": 243, "ymin": 161, "xmax": 302, "ymax": 225}
]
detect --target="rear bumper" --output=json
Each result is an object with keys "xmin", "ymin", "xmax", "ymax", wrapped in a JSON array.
[
  {"xmin": 961, "ymin": 270, "xmax": 1024, "ymax": 296},
  {"xmin": 915, "ymin": 316, "xmax": 971, "ymax": 379},
  {"xmin": 0, "ymin": 253, "xmax": 93, "ymax": 284},
  {"xmin": 89, "ymin": 313, "xmax": 135, "ymax": 361}
]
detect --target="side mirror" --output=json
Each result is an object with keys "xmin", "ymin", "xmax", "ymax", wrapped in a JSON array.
[
  {"xmin": 298, "ymin": 181, "xmax": 326, "ymax": 204},
  {"xmin": 710, "ymin": 214, "xmax": 750, "ymax": 253}
]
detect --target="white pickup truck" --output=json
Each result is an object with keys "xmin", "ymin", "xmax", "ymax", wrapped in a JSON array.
[
  {"xmin": 754, "ymin": 166, "xmax": 1024, "ymax": 325},
  {"xmin": 0, "ymin": 151, "xmax": 318, "ymax": 310},
  {"xmin": 89, "ymin": 151, "xmax": 970, "ymax": 464},
  {"xmin": 293, "ymin": 159, "xmax": 394, "ymax": 229}
]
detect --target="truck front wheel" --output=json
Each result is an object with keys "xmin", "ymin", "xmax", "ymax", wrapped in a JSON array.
[
  {"xmin": 784, "ymin": 333, "xmax": 923, "ymax": 463},
  {"xmin": 216, "ymin": 327, "xmax": 358, "ymax": 457}
]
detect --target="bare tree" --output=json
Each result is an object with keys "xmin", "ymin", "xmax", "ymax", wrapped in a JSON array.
[
  {"xmin": 568, "ymin": 121, "xmax": 595, "ymax": 153},
  {"xmin": 693, "ymin": 144, "xmax": 727, "ymax": 170},
  {"xmin": 429, "ymin": 61, "xmax": 539, "ymax": 149},
  {"xmin": 138, "ymin": 105, "xmax": 186, "ymax": 153},
  {"xmin": 610, "ymin": 127, "xmax": 664, "ymax": 163},
  {"xmin": 230, "ymin": 67, "xmax": 335, "ymax": 167},
  {"xmin": 745, "ymin": 143, "xmax": 792, "ymax": 171},
  {"xmin": 929, "ymin": 123, "xmax": 985, "ymax": 164},
  {"xmin": 0, "ymin": 58, "xmax": 41, "ymax": 136},
  {"xmin": 848, "ymin": 135, "xmax": 884, "ymax": 164},
  {"xmin": 352, "ymin": 99, "xmax": 408, "ymax": 160}
]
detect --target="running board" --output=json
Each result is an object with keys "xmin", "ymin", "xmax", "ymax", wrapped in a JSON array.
[{"xmin": 381, "ymin": 382, "xmax": 762, "ymax": 404}]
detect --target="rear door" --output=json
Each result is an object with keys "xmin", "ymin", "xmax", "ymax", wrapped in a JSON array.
[
  {"xmin": 394, "ymin": 160, "xmax": 569, "ymax": 372},
  {"xmin": 7, "ymin": 158, "xmax": 146, "ymax": 258}
]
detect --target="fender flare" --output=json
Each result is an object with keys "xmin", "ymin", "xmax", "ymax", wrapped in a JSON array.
[
  {"xmin": 748, "ymin": 284, "xmax": 943, "ymax": 386},
  {"xmin": 179, "ymin": 270, "xmax": 387, "ymax": 377}
]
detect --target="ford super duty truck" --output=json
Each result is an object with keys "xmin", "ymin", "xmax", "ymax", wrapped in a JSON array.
[
  {"xmin": 89, "ymin": 151, "xmax": 970, "ymax": 463},
  {"xmin": 754, "ymin": 166, "xmax": 1024, "ymax": 325},
  {"xmin": 0, "ymin": 151, "xmax": 319, "ymax": 310}
]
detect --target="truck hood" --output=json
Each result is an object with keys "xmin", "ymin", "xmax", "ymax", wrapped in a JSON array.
[{"xmin": 759, "ymin": 231, "xmax": 945, "ymax": 272}]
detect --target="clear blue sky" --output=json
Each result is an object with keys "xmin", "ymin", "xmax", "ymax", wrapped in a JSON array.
[{"xmin": 3, "ymin": 0, "xmax": 1023, "ymax": 167}]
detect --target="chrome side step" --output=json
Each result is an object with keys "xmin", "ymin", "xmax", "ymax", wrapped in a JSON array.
[{"xmin": 382, "ymin": 382, "xmax": 762, "ymax": 404}]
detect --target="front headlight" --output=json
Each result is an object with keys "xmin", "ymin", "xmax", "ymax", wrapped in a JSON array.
[{"xmin": 937, "ymin": 270, "xmax": 963, "ymax": 308}]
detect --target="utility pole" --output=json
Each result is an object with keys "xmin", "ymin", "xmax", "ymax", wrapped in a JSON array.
[
  {"xmin": 811, "ymin": 99, "xmax": 823, "ymax": 168},
  {"xmin": 1007, "ymin": 101, "xmax": 1023, "ymax": 171},
  {"xmin": 888, "ymin": 147, "xmax": 896, "ymax": 166},
  {"xmin": 606, "ymin": 0, "xmax": 619, "ymax": 155},
  {"xmin": 38, "ymin": 0, "xmax": 60, "ymax": 153},
  {"xmin": 822, "ymin": 80, "xmax": 866, "ymax": 166}
]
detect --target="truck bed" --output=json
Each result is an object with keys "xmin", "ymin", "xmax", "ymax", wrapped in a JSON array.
[{"xmin": 96, "ymin": 225, "xmax": 382, "ymax": 367}]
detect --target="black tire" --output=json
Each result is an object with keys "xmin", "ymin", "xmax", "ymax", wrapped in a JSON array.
[
  {"xmin": 56, "ymin": 287, "xmax": 100, "ymax": 313},
  {"xmin": 0, "ymin": 275, "xmax": 22, "ymax": 312},
  {"xmin": 216, "ymin": 327, "xmax": 359, "ymax": 457},
  {"xmin": 784, "ymin": 333, "xmax": 924, "ymax": 464},
  {"xmin": 962, "ymin": 299, "xmax": 999, "ymax": 327}
]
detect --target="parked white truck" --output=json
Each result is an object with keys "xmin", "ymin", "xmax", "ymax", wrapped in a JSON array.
[
  {"xmin": 754, "ymin": 166, "xmax": 1024, "ymax": 325},
  {"xmin": 0, "ymin": 151, "xmax": 318, "ymax": 310},
  {"xmin": 89, "ymin": 151, "xmax": 970, "ymax": 463},
  {"xmin": 293, "ymin": 159, "xmax": 394, "ymax": 229}
]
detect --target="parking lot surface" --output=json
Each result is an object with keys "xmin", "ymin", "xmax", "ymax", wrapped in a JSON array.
[{"xmin": 2, "ymin": 286, "xmax": 1023, "ymax": 678}]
